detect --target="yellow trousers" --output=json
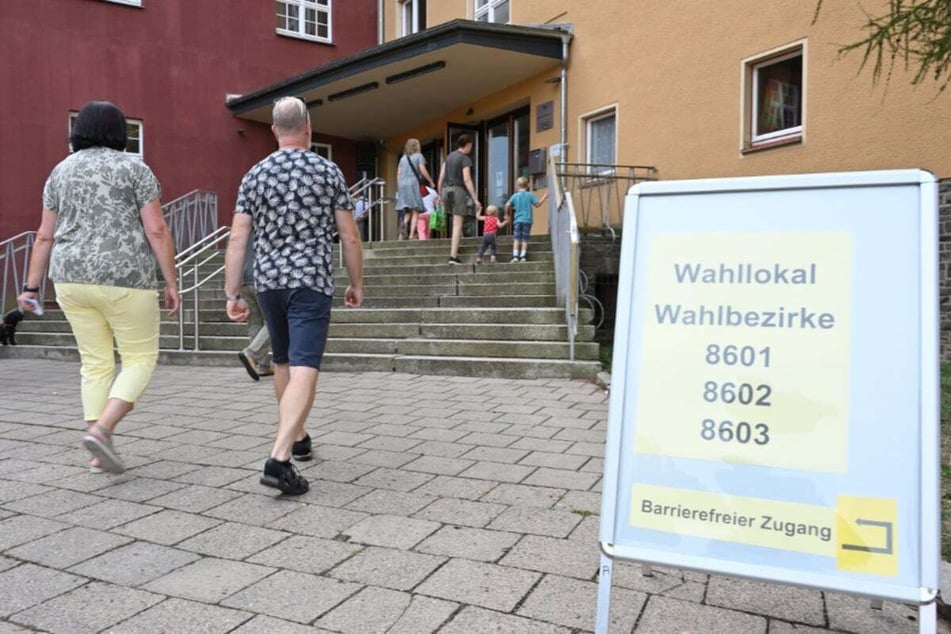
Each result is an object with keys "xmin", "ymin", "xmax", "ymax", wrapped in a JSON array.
[{"xmin": 55, "ymin": 283, "xmax": 160, "ymax": 421}]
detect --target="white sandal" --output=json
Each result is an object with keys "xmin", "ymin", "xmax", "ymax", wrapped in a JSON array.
[{"xmin": 82, "ymin": 424, "xmax": 125, "ymax": 474}]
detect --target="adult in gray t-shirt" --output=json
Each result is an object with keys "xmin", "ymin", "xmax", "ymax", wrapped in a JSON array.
[{"xmin": 437, "ymin": 133, "xmax": 481, "ymax": 264}]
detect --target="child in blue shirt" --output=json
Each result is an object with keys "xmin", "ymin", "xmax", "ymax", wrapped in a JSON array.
[{"xmin": 504, "ymin": 176, "xmax": 549, "ymax": 262}]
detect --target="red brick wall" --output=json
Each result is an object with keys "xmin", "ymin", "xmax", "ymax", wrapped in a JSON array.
[{"xmin": 0, "ymin": 0, "xmax": 377, "ymax": 236}]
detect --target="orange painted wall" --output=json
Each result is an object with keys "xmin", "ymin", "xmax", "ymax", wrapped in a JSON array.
[{"xmin": 378, "ymin": 0, "xmax": 950, "ymax": 237}]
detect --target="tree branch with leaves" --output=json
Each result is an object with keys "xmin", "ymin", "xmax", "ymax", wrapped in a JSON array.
[{"xmin": 815, "ymin": 0, "xmax": 951, "ymax": 90}]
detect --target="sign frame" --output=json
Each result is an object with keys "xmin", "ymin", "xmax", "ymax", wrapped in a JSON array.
[{"xmin": 597, "ymin": 170, "xmax": 940, "ymax": 615}]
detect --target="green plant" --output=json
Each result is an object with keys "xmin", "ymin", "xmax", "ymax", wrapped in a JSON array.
[{"xmin": 599, "ymin": 342, "xmax": 613, "ymax": 373}]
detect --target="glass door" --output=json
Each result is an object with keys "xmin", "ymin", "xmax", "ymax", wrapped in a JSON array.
[
  {"xmin": 486, "ymin": 118, "xmax": 510, "ymax": 213},
  {"xmin": 445, "ymin": 123, "xmax": 482, "ymax": 237},
  {"xmin": 484, "ymin": 108, "xmax": 529, "ymax": 234}
]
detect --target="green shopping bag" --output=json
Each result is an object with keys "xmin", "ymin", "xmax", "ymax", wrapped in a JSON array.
[{"xmin": 429, "ymin": 205, "xmax": 446, "ymax": 232}]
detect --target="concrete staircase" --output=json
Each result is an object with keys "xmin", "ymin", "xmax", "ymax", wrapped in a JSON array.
[{"xmin": 3, "ymin": 235, "xmax": 602, "ymax": 379}]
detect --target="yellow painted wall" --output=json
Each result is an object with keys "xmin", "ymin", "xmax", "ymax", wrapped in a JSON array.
[
  {"xmin": 425, "ymin": 0, "xmax": 568, "ymax": 31},
  {"xmin": 565, "ymin": 0, "xmax": 950, "ymax": 179},
  {"xmin": 428, "ymin": 0, "xmax": 468, "ymax": 26},
  {"xmin": 378, "ymin": 66, "xmax": 559, "ymax": 237},
  {"xmin": 376, "ymin": 0, "xmax": 951, "ymax": 238}
]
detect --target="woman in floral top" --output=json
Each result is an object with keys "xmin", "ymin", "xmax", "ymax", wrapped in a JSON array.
[{"xmin": 18, "ymin": 101, "xmax": 180, "ymax": 474}]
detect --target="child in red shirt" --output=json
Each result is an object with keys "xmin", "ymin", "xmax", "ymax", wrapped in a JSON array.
[{"xmin": 475, "ymin": 205, "xmax": 505, "ymax": 264}]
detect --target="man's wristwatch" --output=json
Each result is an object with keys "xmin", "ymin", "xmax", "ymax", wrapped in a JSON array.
[
  {"xmin": 226, "ymin": 294, "xmax": 242, "ymax": 301},
  {"xmin": 22, "ymin": 284, "xmax": 39, "ymax": 293}
]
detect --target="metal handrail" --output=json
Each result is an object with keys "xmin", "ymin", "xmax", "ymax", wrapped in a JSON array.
[
  {"xmin": 163, "ymin": 190, "xmax": 218, "ymax": 252},
  {"xmin": 174, "ymin": 226, "xmax": 230, "ymax": 351},
  {"xmin": 0, "ymin": 231, "xmax": 45, "ymax": 314},
  {"xmin": 1, "ymin": 191, "xmax": 220, "ymax": 315},
  {"xmin": 555, "ymin": 162, "xmax": 657, "ymax": 238},
  {"xmin": 171, "ymin": 179, "xmax": 385, "ymax": 350},
  {"xmin": 175, "ymin": 225, "xmax": 230, "ymax": 264},
  {"xmin": 349, "ymin": 177, "xmax": 387, "ymax": 243},
  {"xmin": 547, "ymin": 151, "xmax": 581, "ymax": 360}
]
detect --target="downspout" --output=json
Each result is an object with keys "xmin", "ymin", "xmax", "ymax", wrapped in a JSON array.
[
  {"xmin": 377, "ymin": 0, "xmax": 384, "ymax": 44},
  {"xmin": 560, "ymin": 31, "xmax": 568, "ymax": 155}
]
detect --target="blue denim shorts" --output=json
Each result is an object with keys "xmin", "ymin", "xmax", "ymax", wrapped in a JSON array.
[
  {"xmin": 513, "ymin": 222, "xmax": 532, "ymax": 242},
  {"xmin": 257, "ymin": 288, "xmax": 333, "ymax": 369}
]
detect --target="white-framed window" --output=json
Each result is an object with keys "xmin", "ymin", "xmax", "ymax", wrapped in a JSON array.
[
  {"xmin": 582, "ymin": 107, "xmax": 617, "ymax": 168},
  {"xmin": 399, "ymin": 0, "xmax": 426, "ymax": 36},
  {"xmin": 310, "ymin": 142, "xmax": 332, "ymax": 160},
  {"xmin": 276, "ymin": 0, "xmax": 332, "ymax": 43},
  {"xmin": 474, "ymin": 0, "xmax": 509, "ymax": 23},
  {"xmin": 101, "ymin": 0, "xmax": 143, "ymax": 6},
  {"xmin": 69, "ymin": 112, "xmax": 144, "ymax": 158},
  {"xmin": 744, "ymin": 43, "xmax": 804, "ymax": 148}
]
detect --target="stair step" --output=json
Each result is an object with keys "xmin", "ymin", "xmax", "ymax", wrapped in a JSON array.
[
  {"xmin": 361, "ymin": 254, "xmax": 552, "ymax": 267},
  {"xmin": 391, "ymin": 355, "xmax": 600, "ymax": 380},
  {"xmin": 0, "ymin": 346, "xmax": 599, "ymax": 379},
  {"xmin": 353, "ymin": 234, "xmax": 552, "ymax": 253},
  {"xmin": 8, "ymin": 235, "xmax": 601, "ymax": 379},
  {"xmin": 358, "ymin": 260, "xmax": 552, "ymax": 276},
  {"xmin": 327, "ymin": 337, "xmax": 600, "ymax": 360},
  {"xmin": 338, "ymin": 271, "xmax": 552, "ymax": 285}
]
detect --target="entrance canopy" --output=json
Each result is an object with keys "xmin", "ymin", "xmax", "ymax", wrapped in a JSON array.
[{"xmin": 227, "ymin": 20, "xmax": 568, "ymax": 140}]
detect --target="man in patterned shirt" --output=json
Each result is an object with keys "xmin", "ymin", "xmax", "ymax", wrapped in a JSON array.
[{"xmin": 224, "ymin": 96, "xmax": 364, "ymax": 495}]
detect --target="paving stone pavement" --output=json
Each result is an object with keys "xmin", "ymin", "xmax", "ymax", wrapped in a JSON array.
[{"xmin": 0, "ymin": 358, "xmax": 945, "ymax": 633}]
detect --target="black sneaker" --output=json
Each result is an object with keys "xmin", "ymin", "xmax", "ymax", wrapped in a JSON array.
[
  {"xmin": 260, "ymin": 458, "xmax": 309, "ymax": 495},
  {"xmin": 292, "ymin": 434, "xmax": 312, "ymax": 461},
  {"xmin": 448, "ymin": 256, "xmax": 462, "ymax": 264}
]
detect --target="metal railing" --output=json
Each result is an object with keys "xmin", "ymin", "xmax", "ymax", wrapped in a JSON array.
[
  {"xmin": 163, "ymin": 190, "xmax": 218, "ymax": 252},
  {"xmin": 349, "ymin": 177, "xmax": 388, "ymax": 243},
  {"xmin": 0, "ymin": 232, "xmax": 46, "ymax": 315},
  {"xmin": 555, "ymin": 163, "xmax": 657, "ymax": 239},
  {"xmin": 173, "ymin": 226, "xmax": 230, "ymax": 351},
  {"xmin": 172, "ymin": 181, "xmax": 382, "ymax": 350},
  {"xmin": 547, "ymin": 152, "xmax": 581, "ymax": 360},
  {"xmin": 0, "ymin": 191, "xmax": 219, "ymax": 319}
]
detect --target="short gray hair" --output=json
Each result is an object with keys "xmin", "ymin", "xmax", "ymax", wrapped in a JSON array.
[{"xmin": 272, "ymin": 96, "xmax": 310, "ymax": 133}]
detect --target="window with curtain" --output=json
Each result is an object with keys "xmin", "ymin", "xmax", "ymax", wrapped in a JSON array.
[
  {"xmin": 586, "ymin": 110, "xmax": 616, "ymax": 167},
  {"xmin": 276, "ymin": 0, "xmax": 332, "ymax": 43},
  {"xmin": 746, "ymin": 45, "xmax": 804, "ymax": 147}
]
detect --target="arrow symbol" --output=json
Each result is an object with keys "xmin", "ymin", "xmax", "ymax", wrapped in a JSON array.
[{"xmin": 841, "ymin": 519, "xmax": 893, "ymax": 554}]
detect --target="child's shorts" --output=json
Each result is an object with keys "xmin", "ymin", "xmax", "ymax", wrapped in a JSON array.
[{"xmin": 513, "ymin": 222, "xmax": 532, "ymax": 242}]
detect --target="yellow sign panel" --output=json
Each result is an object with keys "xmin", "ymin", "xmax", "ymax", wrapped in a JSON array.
[
  {"xmin": 837, "ymin": 495, "xmax": 899, "ymax": 576},
  {"xmin": 631, "ymin": 484, "xmax": 836, "ymax": 556},
  {"xmin": 631, "ymin": 484, "xmax": 898, "ymax": 576},
  {"xmin": 633, "ymin": 232, "xmax": 853, "ymax": 473}
]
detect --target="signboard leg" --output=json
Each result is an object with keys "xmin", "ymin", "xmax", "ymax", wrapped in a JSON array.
[
  {"xmin": 919, "ymin": 602, "xmax": 936, "ymax": 634},
  {"xmin": 595, "ymin": 553, "xmax": 613, "ymax": 634}
]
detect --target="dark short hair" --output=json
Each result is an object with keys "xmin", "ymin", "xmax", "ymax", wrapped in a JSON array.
[
  {"xmin": 69, "ymin": 101, "xmax": 128, "ymax": 151},
  {"xmin": 455, "ymin": 133, "xmax": 472, "ymax": 149}
]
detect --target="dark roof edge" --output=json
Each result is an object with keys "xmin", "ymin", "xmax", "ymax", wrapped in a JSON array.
[{"xmin": 227, "ymin": 19, "xmax": 572, "ymax": 116}]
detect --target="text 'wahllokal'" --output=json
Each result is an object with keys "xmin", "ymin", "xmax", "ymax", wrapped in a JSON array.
[{"xmin": 674, "ymin": 262, "xmax": 818, "ymax": 285}]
